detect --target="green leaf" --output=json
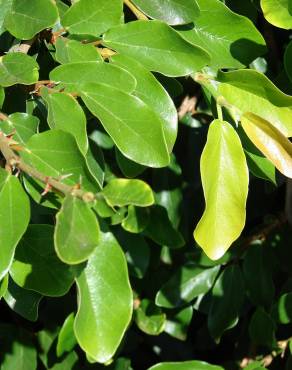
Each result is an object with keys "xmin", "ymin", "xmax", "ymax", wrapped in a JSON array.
[
  {"xmin": 0, "ymin": 53, "xmax": 39, "ymax": 87},
  {"xmin": 273, "ymin": 292, "xmax": 292, "ymax": 324},
  {"xmin": 148, "ymin": 361, "xmax": 224, "ymax": 370},
  {"xmin": 131, "ymin": 0, "xmax": 199, "ymax": 25},
  {"xmin": 0, "ymin": 86, "xmax": 4, "ymax": 108},
  {"xmin": 178, "ymin": 0, "xmax": 266, "ymax": 69},
  {"xmin": 0, "ymin": 112, "xmax": 39, "ymax": 145},
  {"xmin": 0, "ymin": 274, "xmax": 8, "ymax": 299},
  {"xmin": 55, "ymin": 194, "xmax": 100, "ymax": 264},
  {"xmin": 249, "ymin": 308, "xmax": 276, "ymax": 348},
  {"xmin": 194, "ymin": 119, "xmax": 248, "ymax": 260},
  {"xmin": 81, "ymin": 83, "xmax": 170, "ymax": 167},
  {"xmin": 41, "ymin": 87, "xmax": 88, "ymax": 155},
  {"xmin": 261, "ymin": 0, "xmax": 292, "ymax": 29},
  {"xmin": 50, "ymin": 352, "xmax": 78, "ymax": 370},
  {"xmin": 10, "ymin": 225, "xmax": 78, "ymax": 297},
  {"xmin": 122, "ymin": 205, "xmax": 150, "ymax": 233},
  {"xmin": 243, "ymin": 244, "xmax": 275, "ymax": 307},
  {"xmin": 103, "ymin": 20, "xmax": 210, "ymax": 77},
  {"xmin": 74, "ymin": 226, "xmax": 133, "ymax": 363},
  {"xmin": 164, "ymin": 306, "xmax": 193, "ymax": 341},
  {"xmin": 144, "ymin": 205, "xmax": 184, "ymax": 248},
  {"xmin": 56, "ymin": 313, "xmax": 77, "ymax": 357},
  {"xmin": 61, "ymin": 0, "xmax": 123, "ymax": 37},
  {"xmin": 241, "ymin": 113, "xmax": 292, "ymax": 178},
  {"xmin": 0, "ymin": 0, "xmax": 12, "ymax": 36},
  {"xmin": 0, "ymin": 169, "xmax": 30, "ymax": 280},
  {"xmin": 103, "ymin": 179, "xmax": 154, "ymax": 207},
  {"xmin": 85, "ymin": 139, "xmax": 105, "ymax": 188},
  {"xmin": 218, "ymin": 69, "xmax": 292, "ymax": 137},
  {"xmin": 55, "ymin": 37, "xmax": 103, "ymax": 64},
  {"xmin": 156, "ymin": 265, "xmax": 219, "ymax": 308},
  {"xmin": 4, "ymin": 0, "xmax": 58, "ymax": 39},
  {"xmin": 4, "ymin": 278, "xmax": 42, "ymax": 322},
  {"xmin": 208, "ymin": 265, "xmax": 245, "ymax": 339},
  {"xmin": 135, "ymin": 299, "xmax": 166, "ymax": 335},
  {"xmin": 115, "ymin": 149, "xmax": 146, "ymax": 178},
  {"xmin": 50, "ymin": 61, "xmax": 136, "ymax": 94},
  {"xmin": 111, "ymin": 54, "xmax": 178, "ymax": 153}
]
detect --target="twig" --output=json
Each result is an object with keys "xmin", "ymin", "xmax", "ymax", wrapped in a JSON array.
[
  {"xmin": 123, "ymin": 0, "xmax": 148, "ymax": 20},
  {"xmin": 0, "ymin": 132, "xmax": 96, "ymax": 202}
]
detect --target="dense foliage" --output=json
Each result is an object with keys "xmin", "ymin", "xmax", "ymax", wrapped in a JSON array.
[{"xmin": 0, "ymin": 0, "xmax": 292, "ymax": 369}]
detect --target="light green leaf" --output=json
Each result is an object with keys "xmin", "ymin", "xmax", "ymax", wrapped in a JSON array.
[
  {"xmin": 41, "ymin": 87, "xmax": 88, "ymax": 154},
  {"xmin": 194, "ymin": 119, "xmax": 248, "ymax": 260},
  {"xmin": 103, "ymin": 20, "xmax": 210, "ymax": 77},
  {"xmin": 0, "ymin": 274, "xmax": 8, "ymax": 299},
  {"xmin": 103, "ymin": 179, "xmax": 154, "ymax": 207},
  {"xmin": 135, "ymin": 299, "xmax": 166, "ymax": 336},
  {"xmin": 50, "ymin": 352, "xmax": 78, "ymax": 370},
  {"xmin": 0, "ymin": 86, "xmax": 4, "ymax": 108},
  {"xmin": 218, "ymin": 69, "xmax": 292, "ymax": 137},
  {"xmin": 272, "ymin": 292, "xmax": 292, "ymax": 324},
  {"xmin": 4, "ymin": 0, "xmax": 59, "ymax": 39},
  {"xmin": 0, "ymin": 113, "xmax": 39, "ymax": 145},
  {"xmin": 4, "ymin": 278, "xmax": 42, "ymax": 322},
  {"xmin": 131, "ymin": 0, "xmax": 199, "ymax": 25},
  {"xmin": 10, "ymin": 225, "xmax": 78, "ymax": 297},
  {"xmin": 178, "ymin": 0, "xmax": 266, "ymax": 69},
  {"xmin": 81, "ymin": 83, "xmax": 170, "ymax": 167},
  {"xmin": 74, "ymin": 227, "xmax": 133, "ymax": 363},
  {"xmin": 55, "ymin": 194, "xmax": 100, "ymax": 264},
  {"xmin": 55, "ymin": 37, "xmax": 102, "ymax": 64},
  {"xmin": 261, "ymin": 0, "xmax": 292, "ymax": 29},
  {"xmin": 156, "ymin": 265, "xmax": 219, "ymax": 308},
  {"xmin": 164, "ymin": 306, "xmax": 193, "ymax": 341},
  {"xmin": 122, "ymin": 205, "xmax": 150, "ymax": 233},
  {"xmin": 148, "ymin": 361, "xmax": 224, "ymax": 370},
  {"xmin": 0, "ymin": 169, "xmax": 30, "ymax": 280},
  {"xmin": 0, "ymin": 53, "xmax": 39, "ymax": 87},
  {"xmin": 50, "ymin": 61, "xmax": 136, "ymax": 94},
  {"xmin": 61, "ymin": 0, "xmax": 123, "ymax": 37},
  {"xmin": 241, "ymin": 113, "xmax": 292, "ymax": 178},
  {"xmin": 111, "ymin": 54, "xmax": 178, "ymax": 153},
  {"xmin": 0, "ymin": 0, "xmax": 12, "ymax": 35},
  {"xmin": 56, "ymin": 313, "xmax": 77, "ymax": 357}
]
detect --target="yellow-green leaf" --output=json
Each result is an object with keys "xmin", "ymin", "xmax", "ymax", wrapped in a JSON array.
[{"xmin": 194, "ymin": 119, "xmax": 249, "ymax": 260}]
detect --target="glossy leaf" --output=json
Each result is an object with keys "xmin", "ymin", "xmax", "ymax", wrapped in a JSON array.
[
  {"xmin": 41, "ymin": 88, "xmax": 88, "ymax": 154},
  {"xmin": 0, "ymin": 169, "xmax": 30, "ymax": 280},
  {"xmin": 241, "ymin": 113, "xmax": 292, "ymax": 178},
  {"xmin": 194, "ymin": 119, "xmax": 248, "ymax": 260},
  {"xmin": 54, "ymin": 194, "xmax": 100, "ymax": 264},
  {"xmin": 122, "ymin": 205, "xmax": 150, "ymax": 233},
  {"xmin": 179, "ymin": 0, "xmax": 266, "ymax": 68},
  {"xmin": 148, "ymin": 361, "xmax": 224, "ymax": 370},
  {"xmin": 55, "ymin": 37, "xmax": 102, "ymax": 64},
  {"xmin": 74, "ymin": 227, "xmax": 133, "ymax": 363},
  {"xmin": 103, "ymin": 179, "xmax": 154, "ymax": 207},
  {"xmin": 218, "ymin": 69, "xmax": 292, "ymax": 136},
  {"xmin": 164, "ymin": 306, "xmax": 193, "ymax": 341},
  {"xmin": 56, "ymin": 313, "xmax": 77, "ymax": 357},
  {"xmin": 4, "ymin": 279, "xmax": 42, "ymax": 322},
  {"xmin": 50, "ymin": 61, "xmax": 136, "ymax": 94},
  {"xmin": 4, "ymin": 0, "xmax": 58, "ymax": 39},
  {"xmin": 131, "ymin": 0, "xmax": 199, "ymax": 25},
  {"xmin": 81, "ymin": 83, "xmax": 170, "ymax": 167},
  {"xmin": 103, "ymin": 20, "xmax": 210, "ymax": 77},
  {"xmin": 111, "ymin": 54, "xmax": 178, "ymax": 153},
  {"xmin": 208, "ymin": 265, "xmax": 245, "ymax": 339},
  {"xmin": 61, "ymin": 0, "xmax": 123, "ymax": 37},
  {"xmin": 0, "ymin": 53, "xmax": 39, "ymax": 87},
  {"xmin": 261, "ymin": 0, "xmax": 292, "ymax": 29},
  {"xmin": 10, "ymin": 225, "xmax": 78, "ymax": 297},
  {"xmin": 0, "ymin": 113, "xmax": 39, "ymax": 145},
  {"xmin": 156, "ymin": 265, "xmax": 219, "ymax": 308},
  {"xmin": 135, "ymin": 299, "xmax": 166, "ymax": 335}
]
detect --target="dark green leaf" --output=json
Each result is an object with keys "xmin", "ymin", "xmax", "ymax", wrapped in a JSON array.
[
  {"xmin": 164, "ymin": 306, "xmax": 193, "ymax": 341},
  {"xmin": 249, "ymin": 308, "xmax": 276, "ymax": 348}
]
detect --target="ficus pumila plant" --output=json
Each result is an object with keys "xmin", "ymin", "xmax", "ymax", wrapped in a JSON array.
[{"xmin": 0, "ymin": 0, "xmax": 292, "ymax": 369}]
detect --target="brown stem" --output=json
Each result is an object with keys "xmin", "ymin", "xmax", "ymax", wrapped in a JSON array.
[{"xmin": 0, "ymin": 132, "xmax": 96, "ymax": 202}]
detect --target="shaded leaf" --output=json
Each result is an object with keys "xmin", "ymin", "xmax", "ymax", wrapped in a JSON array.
[
  {"xmin": 249, "ymin": 308, "xmax": 276, "ymax": 348},
  {"xmin": 272, "ymin": 292, "xmax": 292, "ymax": 324},
  {"xmin": 135, "ymin": 299, "xmax": 166, "ymax": 335},
  {"xmin": 164, "ymin": 306, "xmax": 193, "ymax": 341},
  {"xmin": 122, "ymin": 205, "xmax": 150, "ymax": 233},
  {"xmin": 56, "ymin": 313, "xmax": 77, "ymax": 357}
]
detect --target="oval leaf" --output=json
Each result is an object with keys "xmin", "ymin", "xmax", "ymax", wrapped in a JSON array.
[
  {"xmin": 194, "ymin": 119, "xmax": 249, "ymax": 260},
  {"xmin": 261, "ymin": 0, "xmax": 292, "ymax": 29},
  {"xmin": 148, "ymin": 361, "xmax": 224, "ymax": 370}
]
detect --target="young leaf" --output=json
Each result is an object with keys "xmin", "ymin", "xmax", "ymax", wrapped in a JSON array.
[
  {"xmin": 102, "ymin": 179, "xmax": 154, "ymax": 207},
  {"xmin": 61, "ymin": 0, "xmax": 123, "ymax": 37},
  {"xmin": 54, "ymin": 195, "xmax": 100, "ymax": 265},
  {"xmin": 148, "ymin": 361, "xmax": 224, "ymax": 370},
  {"xmin": 261, "ymin": 0, "xmax": 292, "ymax": 29},
  {"xmin": 131, "ymin": 0, "xmax": 200, "ymax": 25},
  {"xmin": 56, "ymin": 313, "xmax": 77, "ymax": 357},
  {"xmin": 0, "ymin": 53, "xmax": 39, "ymax": 87},
  {"xmin": 241, "ymin": 113, "xmax": 292, "ymax": 178},
  {"xmin": 80, "ymin": 83, "xmax": 170, "ymax": 167},
  {"xmin": 74, "ymin": 227, "xmax": 133, "ymax": 363},
  {"xmin": 0, "ymin": 169, "xmax": 30, "ymax": 280},
  {"xmin": 0, "ymin": 113, "xmax": 39, "ymax": 145},
  {"xmin": 4, "ymin": 0, "xmax": 58, "ymax": 39},
  {"xmin": 103, "ymin": 20, "xmax": 210, "ymax": 77},
  {"xmin": 194, "ymin": 119, "xmax": 249, "ymax": 260}
]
